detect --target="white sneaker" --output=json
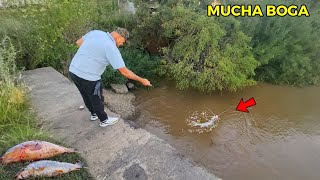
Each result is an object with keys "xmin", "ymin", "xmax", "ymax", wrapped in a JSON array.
[
  {"xmin": 100, "ymin": 117, "xmax": 119, "ymax": 127},
  {"xmin": 90, "ymin": 113, "xmax": 98, "ymax": 121}
]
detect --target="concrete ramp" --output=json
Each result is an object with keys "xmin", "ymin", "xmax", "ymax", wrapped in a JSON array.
[{"xmin": 23, "ymin": 67, "xmax": 220, "ymax": 180}]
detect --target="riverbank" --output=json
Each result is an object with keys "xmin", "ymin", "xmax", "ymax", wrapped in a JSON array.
[{"xmin": 23, "ymin": 67, "xmax": 220, "ymax": 179}]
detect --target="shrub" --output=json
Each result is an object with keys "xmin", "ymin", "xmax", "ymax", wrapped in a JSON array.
[
  {"xmin": 134, "ymin": 2, "xmax": 259, "ymax": 92},
  {"xmin": 0, "ymin": 0, "xmax": 97, "ymax": 73},
  {"xmin": 102, "ymin": 45, "xmax": 160, "ymax": 86},
  {"xmin": 236, "ymin": 0, "xmax": 320, "ymax": 86},
  {"xmin": 0, "ymin": 36, "xmax": 20, "ymax": 85}
]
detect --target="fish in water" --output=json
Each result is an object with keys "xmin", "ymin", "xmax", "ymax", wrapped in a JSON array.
[
  {"xmin": 0, "ymin": 141, "xmax": 76, "ymax": 164},
  {"xmin": 191, "ymin": 115, "xmax": 219, "ymax": 128},
  {"xmin": 16, "ymin": 160, "xmax": 83, "ymax": 179}
]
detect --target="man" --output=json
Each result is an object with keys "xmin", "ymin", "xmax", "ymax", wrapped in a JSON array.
[{"xmin": 69, "ymin": 28, "xmax": 151, "ymax": 127}]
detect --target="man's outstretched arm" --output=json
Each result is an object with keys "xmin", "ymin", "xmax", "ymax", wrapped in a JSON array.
[{"xmin": 118, "ymin": 67, "xmax": 152, "ymax": 86}]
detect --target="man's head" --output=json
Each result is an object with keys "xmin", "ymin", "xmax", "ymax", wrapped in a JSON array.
[{"xmin": 110, "ymin": 27, "xmax": 129, "ymax": 48}]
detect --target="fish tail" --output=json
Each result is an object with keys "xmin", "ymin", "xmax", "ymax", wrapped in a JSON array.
[
  {"xmin": 64, "ymin": 147, "xmax": 77, "ymax": 153},
  {"xmin": 15, "ymin": 169, "xmax": 24, "ymax": 179},
  {"xmin": 75, "ymin": 161, "xmax": 84, "ymax": 169}
]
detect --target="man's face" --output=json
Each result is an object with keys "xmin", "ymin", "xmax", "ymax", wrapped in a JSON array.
[{"xmin": 116, "ymin": 36, "xmax": 126, "ymax": 48}]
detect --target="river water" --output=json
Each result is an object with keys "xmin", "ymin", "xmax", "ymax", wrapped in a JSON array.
[{"xmin": 134, "ymin": 82, "xmax": 320, "ymax": 180}]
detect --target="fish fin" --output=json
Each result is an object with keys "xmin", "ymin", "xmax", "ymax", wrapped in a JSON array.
[
  {"xmin": 55, "ymin": 170, "xmax": 64, "ymax": 173},
  {"xmin": 52, "ymin": 171, "xmax": 61, "ymax": 176},
  {"xmin": 36, "ymin": 166, "xmax": 45, "ymax": 172}
]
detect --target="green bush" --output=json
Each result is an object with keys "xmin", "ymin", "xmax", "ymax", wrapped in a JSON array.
[
  {"xmin": 101, "ymin": 45, "xmax": 160, "ymax": 86},
  {"xmin": 134, "ymin": 2, "xmax": 259, "ymax": 92},
  {"xmin": 0, "ymin": 0, "xmax": 97, "ymax": 73},
  {"xmin": 236, "ymin": 0, "xmax": 320, "ymax": 86},
  {"xmin": 133, "ymin": 0, "xmax": 320, "ymax": 89},
  {"xmin": 0, "ymin": 36, "xmax": 20, "ymax": 85}
]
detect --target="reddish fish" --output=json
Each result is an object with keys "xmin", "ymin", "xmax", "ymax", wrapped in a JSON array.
[
  {"xmin": 16, "ymin": 160, "xmax": 83, "ymax": 179},
  {"xmin": 0, "ymin": 141, "xmax": 76, "ymax": 164}
]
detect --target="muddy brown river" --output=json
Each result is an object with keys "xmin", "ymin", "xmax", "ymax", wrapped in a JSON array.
[{"xmin": 134, "ymin": 82, "xmax": 320, "ymax": 180}]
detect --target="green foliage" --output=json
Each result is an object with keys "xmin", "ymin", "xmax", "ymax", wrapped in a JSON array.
[
  {"xmin": 0, "ymin": 36, "xmax": 20, "ymax": 85},
  {"xmin": 102, "ymin": 46, "xmax": 160, "ymax": 86},
  {"xmin": 0, "ymin": 0, "xmax": 97, "ymax": 72},
  {"xmin": 237, "ymin": 0, "xmax": 320, "ymax": 86},
  {"xmin": 134, "ymin": 3, "xmax": 259, "ymax": 92},
  {"xmin": 0, "ymin": 37, "xmax": 29, "ymax": 136}
]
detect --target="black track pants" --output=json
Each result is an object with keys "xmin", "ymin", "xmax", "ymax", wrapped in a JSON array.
[{"xmin": 69, "ymin": 72, "xmax": 107, "ymax": 122}]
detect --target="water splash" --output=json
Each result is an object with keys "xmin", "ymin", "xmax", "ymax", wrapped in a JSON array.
[{"xmin": 186, "ymin": 110, "xmax": 220, "ymax": 133}]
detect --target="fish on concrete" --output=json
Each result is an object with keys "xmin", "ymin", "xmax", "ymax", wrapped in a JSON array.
[
  {"xmin": 0, "ymin": 141, "xmax": 76, "ymax": 164},
  {"xmin": 16, "ymin": 160, "xmax": 83, "ymax": 179}
]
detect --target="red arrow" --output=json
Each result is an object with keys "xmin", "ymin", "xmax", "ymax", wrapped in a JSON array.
[{"xmin": 236, "ymin": 97, "xmax": 256, "ymax": 113}]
